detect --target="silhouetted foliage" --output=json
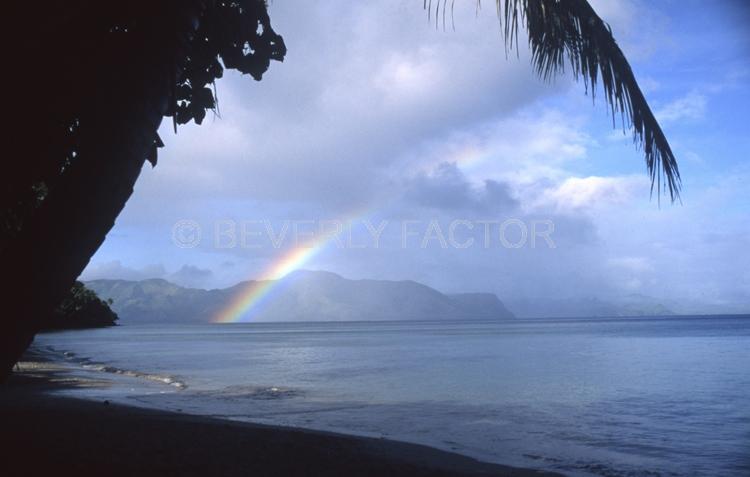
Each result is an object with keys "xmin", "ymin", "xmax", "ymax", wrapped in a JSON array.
[
  {"xmin": 3, "ymin": 0, "xmax": 286, "ymax": 251},
  {"xmin": 40, "ymin": 282, "xmax": 118, "ymax": 330},
  {"xmin": 427, "ymin": 0, "xmax": 681, "ymax": 201},
  {"xmin": 168, "ymin": 1, "xmax": 286, "ymax": 130},
  {"xmin": 2, "ymin": 0, "xmax": 285, "ymax": 379}
]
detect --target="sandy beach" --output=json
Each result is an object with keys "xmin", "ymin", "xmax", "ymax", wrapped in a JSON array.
[{"xmin": 0, "ymin": 355, "xmax": 560, "ymax": 477}]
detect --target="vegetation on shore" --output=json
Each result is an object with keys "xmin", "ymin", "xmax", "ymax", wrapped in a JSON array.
[{"xmin": 40, "ymin": 282, "xmax": 118, "ymax": 331}]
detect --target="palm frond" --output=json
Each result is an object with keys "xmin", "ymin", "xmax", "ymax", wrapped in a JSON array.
[{"xmin": 436, "ymin": 1, "xmax": 682, "ymax": 201}]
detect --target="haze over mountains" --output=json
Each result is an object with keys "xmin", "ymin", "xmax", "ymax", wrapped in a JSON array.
[
  {"xmin": 86, "ymin": 269, "xmax": 691, "ymax": 324},
  {"xmin": 86, "ymin": 270, "xmax": 515, "ymax": 323},
  {"xmin": 506, "ymin": 295, "xmax": 675, "ymax": 319}
]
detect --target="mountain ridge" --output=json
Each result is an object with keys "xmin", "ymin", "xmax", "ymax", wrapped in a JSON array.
[{"xmin": 86, "ymin": 270, "xmax": 516, "ymax": 323}]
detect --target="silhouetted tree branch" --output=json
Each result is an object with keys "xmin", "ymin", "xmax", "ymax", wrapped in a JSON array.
[{"xmin": 2, "ymin": 0, "xmax": 286, "ymax": 379}]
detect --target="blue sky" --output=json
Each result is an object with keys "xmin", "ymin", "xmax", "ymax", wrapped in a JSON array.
[{"xmin": 82, "ymin": 0, "xmax": 749, "ymax": 313}]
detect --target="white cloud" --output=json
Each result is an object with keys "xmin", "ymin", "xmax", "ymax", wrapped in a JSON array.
[
  {"xmin": 607, "ymin": 256, "xmax": 654, "ymax": 273},
  {"xmin": 373, "ymin": 48, "xmax": 443, "ymax": 103},
  {"xmin": 535, "ymin": 175, "xmax": 648, "ymax": 212},
  {"xmin": 655, "ymin": 91, "xmax": 707, "ymax": 123},
  {"xmin": 406, "ymin": 109, "xmax": 592, "ymax": 188}
]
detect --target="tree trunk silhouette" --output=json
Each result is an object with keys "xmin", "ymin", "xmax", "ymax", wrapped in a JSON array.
[{"xmin": 0, "ymin": 2, "xmax": 205, "ymax": 380}]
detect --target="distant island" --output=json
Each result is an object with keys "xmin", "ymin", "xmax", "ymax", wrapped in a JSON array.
[
  {"xmin": 506, "ymin": 295, "xmax": 677, "ymax": 319},
  {"xmin": 86, "ymin": 270, "xmax": 516, "ymax": 323}
]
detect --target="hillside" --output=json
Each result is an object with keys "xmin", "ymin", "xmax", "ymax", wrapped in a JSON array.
[{"xmin": 86, "ymin": 270, "xmax": 515, "ymax": 323}]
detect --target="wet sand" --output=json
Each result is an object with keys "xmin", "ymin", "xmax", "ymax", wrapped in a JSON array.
[{"xmin": 0, "ymin": 357, "xmax": 561, "ymax": 477}]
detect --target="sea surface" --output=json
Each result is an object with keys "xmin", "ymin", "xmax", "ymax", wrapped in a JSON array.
[{"xmin": 33, "ymin": 316, "xmax": 750, "ymax": 477}]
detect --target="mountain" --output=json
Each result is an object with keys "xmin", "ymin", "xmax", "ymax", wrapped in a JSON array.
[{"xmin": 85, "ymin": 270, "xmax": 515, "ymax": 323}]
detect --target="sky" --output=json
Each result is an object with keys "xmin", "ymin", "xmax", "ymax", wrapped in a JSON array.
[{"xmin": 81, "ymin": 0, "xmax": 750, "ymax": 313}]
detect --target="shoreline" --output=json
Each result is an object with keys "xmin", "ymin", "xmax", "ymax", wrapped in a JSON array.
[{"xmin": 0, "ymin": 354, "xmax": 562, "ymax": 477}]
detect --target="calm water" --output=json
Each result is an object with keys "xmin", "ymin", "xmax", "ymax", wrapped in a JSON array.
[{"xmin": 34, "ymin": 316, "xmax": 750, "ymax": 476}]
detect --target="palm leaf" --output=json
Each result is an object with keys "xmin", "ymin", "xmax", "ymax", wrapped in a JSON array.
[{"xmin": 435, "ymin": 0, "xmax": 682, "ymax": 201}]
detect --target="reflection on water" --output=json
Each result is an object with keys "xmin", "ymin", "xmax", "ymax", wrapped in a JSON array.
[{"xmin": 35, "ymin": 316, "xmax": 750, "ymax": 477}]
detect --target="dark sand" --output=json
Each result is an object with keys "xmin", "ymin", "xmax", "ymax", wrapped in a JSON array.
[{"xmin": 0, "ymin": 357, "xmax": 562, "ymax": 477}]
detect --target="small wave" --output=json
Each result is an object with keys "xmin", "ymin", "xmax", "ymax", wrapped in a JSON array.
[
  {"xmin": 553, "ymin": 458, "xmax": 677, "ymax": 477},
  {"xmin": 198, "ymin": 384, "xmax": 302, "ymax": 400},
  {"xmin": 44, "ymin": 346, "xmax": 187, "ymax": 390}
]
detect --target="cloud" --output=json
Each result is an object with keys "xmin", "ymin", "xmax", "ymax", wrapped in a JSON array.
[
  {"xmin": 81, "ymin": 261, "xmax": 215, "ymax": 289},
  {"xmin": 130, "ymin": 0, "xmax": 563, "ymax": 214},
  {"xmin": 655, "ymin": 91, "xmax": 707, "ymax": 123},
  {"xmin": 170, "ymin": 265, "xmax": 214, "ymax": 288},
  {"xmin": 588, "ymin": 0, "xmax": 671, "ymax": 59},
  {"xmin": 403, "ymin": 162, "xmax": 519, "ymax": 213},
  {"xmin": 392, "ymin": 108, "xmax": 592, "ymax": 200},
  {"xmin": 81, "ymin": 261, "xmax": 167, "ymax": 282},
  {"xmin": 373, "ymin": 49, "xmax": 443, "ymax": 104},
  {"xmin": 607, "ymin": 256, "xmax": 654, "ymax": 273},
  {"xmin": 534, "ymin": 175, "xmax": 648, "ymax": 212}
]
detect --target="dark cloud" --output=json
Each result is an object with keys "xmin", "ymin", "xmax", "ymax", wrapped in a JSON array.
[
  {"xmin": 404, "ymin": 162, "xmax": 519, "ymax": 213},
  {"xmin": 170, "ymin": 265, "xmax": 214, "ymax": 288},
  {"xmin": 128, "ymin": 1, "xmax": 561, "ymax": 214}
]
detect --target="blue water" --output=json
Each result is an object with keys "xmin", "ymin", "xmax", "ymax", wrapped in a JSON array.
[{"xmin": 34, "ymin": 316, "xmax": 750, "ymax": 477}]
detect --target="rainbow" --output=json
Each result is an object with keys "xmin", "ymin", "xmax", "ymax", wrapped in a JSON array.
[
  {"xmin": 212, "ymin": 146, "xmax": 489, "ymax": 324},
  {"xmin": 212, "ymin": 206, "xmax": 374, "ymax": 323},
  {"xmin": 212, "ymin": 231, "xmax": 333, "ymax": 323}
]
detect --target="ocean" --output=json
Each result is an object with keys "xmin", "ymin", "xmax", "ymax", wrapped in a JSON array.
[{"xmin": 32, "ymin": 316, "xmax": 750, "ymax": 477}]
